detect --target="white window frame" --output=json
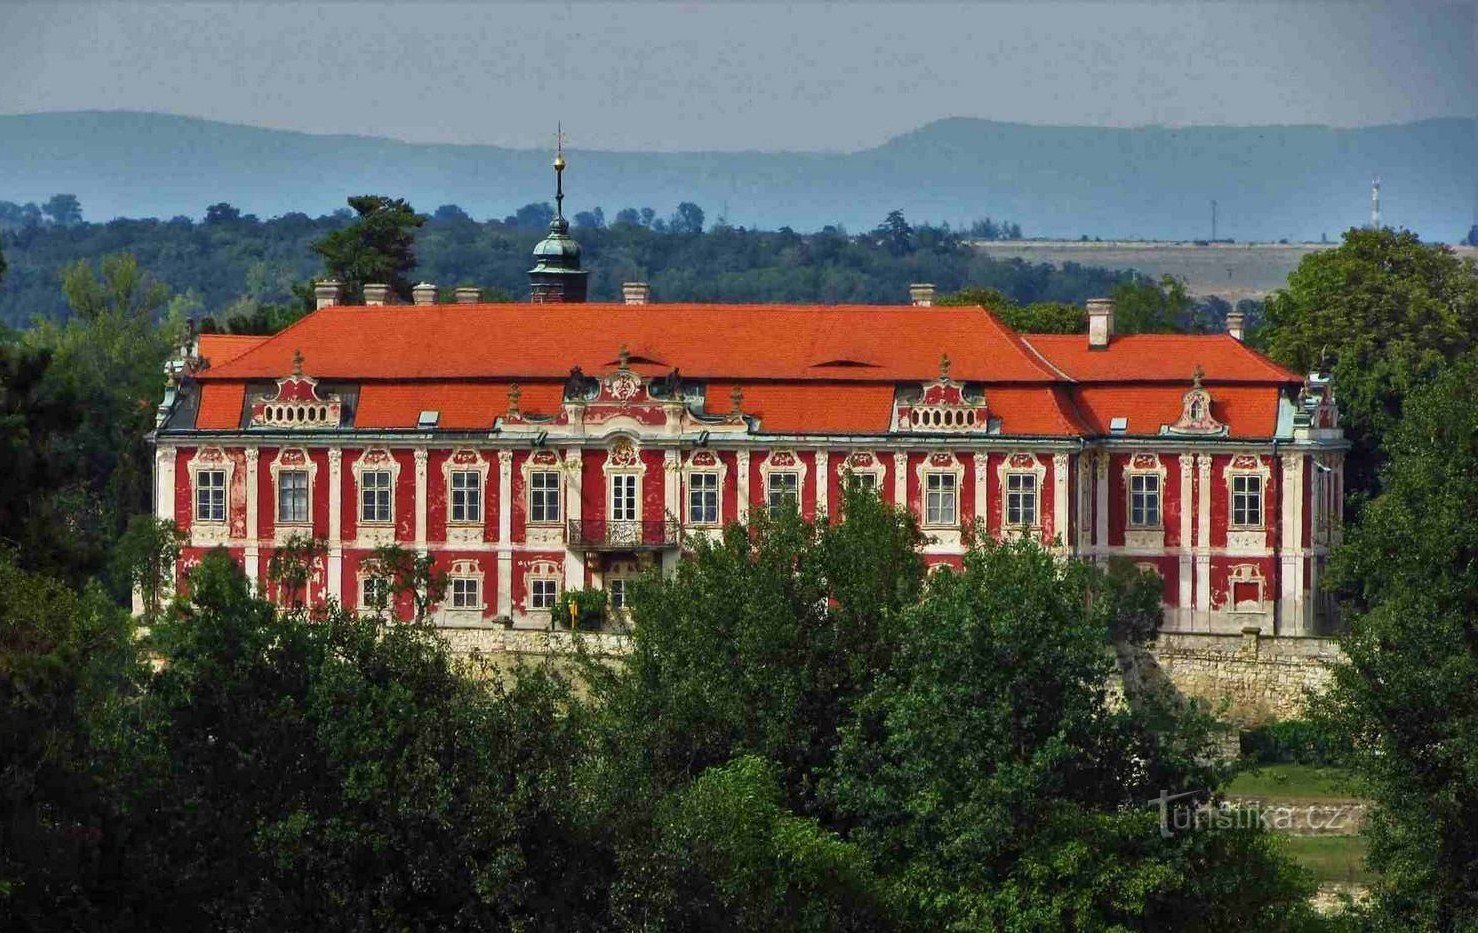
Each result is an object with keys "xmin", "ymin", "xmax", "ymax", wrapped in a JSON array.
[
  {"xmin": 766, "ymin": 471, "xmax": 800, "ymax": 516},
  {"xmin": 610, "ymin": 472, "xmax": 640, "ymax": 522},
  {"xmin": 758, "ymin": 451, "xmax": 808, "ymax": 518},
  {"xmin": 195, "ymin": 467, "xmax": 227, "ymax": 523},
  {"xmin": 681, "ymin": 450, "xmax": 728, "ymax": 528},
  {"xmin": 1128, "ymin": 472, "xmax": 1162, "ymax": 529},
  {"xmin": 1230, "ymin": 473, "xmax": 1265, "ymax": 530},
  {"xmin": 443, "ymin": 449, "xmax": 490, "ymax": 530},
  {"xmin": 358, "ymin": 571, "xmax": 391, "ymax": 612},
  {"xmin": 923, "ymin": 471, "xmax": 959, "ymax": 527},
  {"xmin": 360, "ymin": 470, "xmax": 393, "ymax": 524},
  {"xmin": 1005, "ymin": 472, "xmax": 1039, "ymax": 528},
  {"xmin": 842, "ymin": 451, "xmax": 886, "ymax": 496},
  {"xmin": 350, "ymin": 449, "xmax": 401, "ymax": 539},
  {"xmin": 687, "ymin": 471, "xmax": 720, "ymax": 525},
  {"xmin": 448, "ymin": 557, "xmax": 484, "ymax": 612},
  {"xmin": 528, "ymin": 470, "xmax": 562, "ymax": 525},
  {"xmin": 996, "ymin": 453, "xmax": 1047, "ymax": 535}
]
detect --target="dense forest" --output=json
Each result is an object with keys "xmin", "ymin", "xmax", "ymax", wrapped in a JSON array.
[{"xmin": 1, "ymin": 195, "xmax": 1151, "ymax": 330}]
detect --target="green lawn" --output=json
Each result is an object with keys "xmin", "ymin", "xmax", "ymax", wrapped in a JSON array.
[
  {"xmin": 1280, "ymin": 835, "xmax": 1377, "ymax": 884},
  {"xmin": 1226, "ymin": 764, "xmax": 1361, "ymax": 802}
]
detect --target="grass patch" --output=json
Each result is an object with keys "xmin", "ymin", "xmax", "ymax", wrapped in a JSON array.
[
  {"xmin": 1227, "ymin": 764, "xmax": 1360, "ymax": 802},
  {"xmin": 1280, "ymin": 835, "xmax": 1377, "ymax": 884}
]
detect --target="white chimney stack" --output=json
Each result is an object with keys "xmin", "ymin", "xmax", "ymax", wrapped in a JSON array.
[
  {"xmin": 453, "ymin": 286, "xmax": 482, "ymax": 304},
  {"xmin": 909, "ymin": 283, "xmax": 936, "ymax": 307},
  {"xmin": 622, "ymin": 282, "xmax": 651, "ymax": 305},
  {"xmin": 412, "ymin": 282, "xmax": 438, "ymax": 306},
  {"xmin": 363, "ymin": 283, "xmax": 392, "ymax": 306},
  {"xmin": 1087, "ymin": 298, "xmax": 1115, "ymax": 349},
  {"xmin": 1225, "ymin": 308, "xmax": 1246, "ymax": 342},
  {"xmin": 314, "ymin": 279, "xmax": 343, "ymax": 310}
]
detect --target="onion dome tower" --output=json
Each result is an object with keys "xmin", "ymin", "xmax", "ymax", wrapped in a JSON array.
[{"xmin": 528, "ymin": 130, "xmax": 589, "ymax": 303}]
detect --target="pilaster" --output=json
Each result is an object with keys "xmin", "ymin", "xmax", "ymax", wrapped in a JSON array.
[
  {"xmin": 736, "ymin": 450, "xmax": 751, "ymax": 523},
  {"xmin": 1094, "ymin": 451, "xmax": 1109, "ymax": 553},
  {"xmin": 974, "ymin": 452, "xmax": 990, "ymax": 536},
  {"xmin": 1052, "ymin": 453, "xmax": 1069, "ymax": 548},
  {"xmin": 565, "ymin": 448, "xmax": 585, "ymax": 590},
  {"xmin": 154, "ymin": 446, "xmax": 176, "ymax": 523},
  {"xmin": 815, "ymin": 450, "xmax": 829, "ymax": 518},
  {"xmin": 1177, "ymin": 453, "xmax": 1194, "ymax": 629},
  {"xmin": 327, "ymin": 447, "xmax": 343, "ymax": 601},
  {"xmin": 892, "ymin": 452, "xmax": 907, "ymax": 507},
  {"xmin": 1280, "ymin": 452, "xmax": 1306, "ymax": 634},
  {"xmin": 1195, "ymin": 452, "xmax": 1212, "ymax": 629},
  {"xmin": 497, "ymin": 451, "xmax": 514, "ymax": 618},
  {"xmin": 244, "ymin": 447, "xmax": 260, "ymax": 589},
  {"xmin": 413, "ymin": 448, "xmax": 429, "ymax": 554}
]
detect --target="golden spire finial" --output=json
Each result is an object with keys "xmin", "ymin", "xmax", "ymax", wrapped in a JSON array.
[
  {"xmin": 553, "ymin": 122, "xmax": 566, "ymax": 171},
  {"xmin": 1192, "ymin": 364, "xmax": 1205, "ymax": 388}
]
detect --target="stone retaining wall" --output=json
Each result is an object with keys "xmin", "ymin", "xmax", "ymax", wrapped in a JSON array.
[
  {"xmin": 1126, "ymin": 629, "xmax": 1343, "ymax": 725},
  {"xmin": 436, "ymin": 626, "xmax": 631, "ymax": 660}
]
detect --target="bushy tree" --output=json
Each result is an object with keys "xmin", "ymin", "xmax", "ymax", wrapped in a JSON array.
[
  {"xmin": 311, "ymin": 195, "xmax": 425, "ymax": 301},
  {"xmin": 1262, "ymin": 227, "xmax": 1478, "ymax": 496},
  {"xmin": 939, "ymin": 287, "xmax": 1088, "ymax": 333},
  {"xmin": 41, "ymin": 194, "xmax": 83, "ymax": 227},
  {"xmin": 1314, "ymin": 355, "xmax": 1478, "ymax": 928}
]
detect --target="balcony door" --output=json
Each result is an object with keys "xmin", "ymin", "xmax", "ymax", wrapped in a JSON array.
[{"xmin": 609, "ymin": 473, "xmax": 640, "ymax": 545}]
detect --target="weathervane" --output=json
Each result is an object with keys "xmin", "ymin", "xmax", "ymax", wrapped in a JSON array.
[{"xmin": 553, "ymin": 123, "xmax": 567, "ymax": 222}]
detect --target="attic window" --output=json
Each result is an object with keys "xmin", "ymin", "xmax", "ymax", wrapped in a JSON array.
[
  {"xmin": 418, "ymin": 410, "xmax": 440, "ymax": 429},
  {"xmin": 1109, "ymin": 417, "xmax": 1128, "ymax": 435},
  {"xmin": 812, "ymin": 359, "xmax": 879, "ymax": 369}
]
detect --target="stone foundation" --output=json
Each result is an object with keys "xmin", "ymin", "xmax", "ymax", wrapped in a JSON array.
[
  {"xmin": 1126, "ymin": 629, "xmax": 1342, "ymax": 725},
  {"xmin": 436, "ymin": 625, "xmax": 631, "ymax": 660}
]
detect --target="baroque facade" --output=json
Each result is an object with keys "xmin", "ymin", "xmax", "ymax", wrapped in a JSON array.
[{"xmin": 150, "ymin": 161, "xmax": 1347, "ymax": 636}]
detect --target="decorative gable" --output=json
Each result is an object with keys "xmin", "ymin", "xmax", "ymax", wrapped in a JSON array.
[
  {"xmin": 249, "ymin": 351, "xmax": 342, "ymax": 429},
  {"xmin": 892, "ymin": 355, "xmax": 993, "ymax": 433},
  {"xmin": 1163, "ymin": 367, "xmax": 1227, "ymax": 437}
]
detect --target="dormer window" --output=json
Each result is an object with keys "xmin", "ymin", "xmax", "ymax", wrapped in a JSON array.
[
  {"xmin": 1164, "ymin": 366, "xmax": 1226, "ymax": 436},
  {"xmin": 249, "ymin": 351, "xmax": 343, "ymax": 429}
]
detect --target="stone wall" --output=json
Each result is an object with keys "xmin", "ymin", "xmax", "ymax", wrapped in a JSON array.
[
  {"xmin": 1125, "ymin": 629, "xmax": 1342, "ymax": 725},
  {"xmin": 436, "ymin": 625, "xmax": 631, "ymax": 661}
]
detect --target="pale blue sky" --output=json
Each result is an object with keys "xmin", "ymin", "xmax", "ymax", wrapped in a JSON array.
[{"xmin": 3, "ymin": 1, "xmax": 1473, "ymax": 151}]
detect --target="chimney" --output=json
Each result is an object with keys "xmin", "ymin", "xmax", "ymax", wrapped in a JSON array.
[
  {"xmin": 1087, "ymin": 298, "xmax": 1115, "ymax": 349},
  {"xmin": 1225, "ymin": 308, "xmax": 1246, "ymax": 342},
  {"xmin": 453, "ymin": 286, "xmax": 482, "ymax": 304},
  {"xmin": 412, "ymin": 282, "xmax": 438, "ymax": 306},
  {"xmin": 314, "ymin": 279, "xmax": 343, "ymax": 310},
  {"xmin": 909, "ymin": 283, "xmax": 936, "ymax": 307},
  {"xmin": 363, "ymin": 283, "xmax": 393, "ymax": 306},
  {"xmin": 622, "ymin": 282, "xmax": 651, "ymax": 305}
]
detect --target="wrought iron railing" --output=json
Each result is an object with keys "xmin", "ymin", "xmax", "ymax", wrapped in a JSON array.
[{"xmin": 566, "ymin": 518, "xmax": 681, "ymax": 550}]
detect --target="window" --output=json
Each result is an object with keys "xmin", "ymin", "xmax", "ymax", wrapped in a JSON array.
[
  {"xmin": 450, "ymin": 470, "xmax": 482, "ymax": 523},
  {"xmin": 530, "ymin": 577, "xmax": 558, "ymax": 611},
  {"xmin": 1006, "ymin": 473, "xmax": 1038, "ymax": 526},
  {"xmin": 1231, "ymin": 474, "xmax": 1263, "ymax": 528},
  {"xmin": 360, "ymin": 575, "xmax": 390, "ymax": 611},
  {"xmin": 360, "ymin": 470, "xmax": 392, "ymax": 523},
  {"xmin": 1129, "ymin": 473, "xmax": 1161, "ymax": 528},
  {"xmin": 766, "ymin": 472, "xmax": 799, "ymax": 516},
  {"xmin": 529, "ymin": 471, "xmax": 560, "ymax": 524},
  {"xmin": 688, "ymin": 472, "xmax": 719, "ymax": 524},
  {"xmin": 608, "ymin": 578, "xmax": 627, "ymax": 610},
  {"xmin": 611, "ymin": 473, "xmax": 638, "ymax": 522},
  {"xmin": 851, "ymin": 472, "xmax": 879, "ymax": 494},
  {"xmin": 924, "ymin": 472, "xmax": 958, "ymax": 526},
  {"xmin": 450, "ymin": 576, "xmax": 480, "ymax": 609},
  {"xmin": 277, "ymin": 469, "xmax": 309, "ymax": 524},
  {"xmin": 195, "ymin": 469, "xmax": 226, "ymax": 522}
]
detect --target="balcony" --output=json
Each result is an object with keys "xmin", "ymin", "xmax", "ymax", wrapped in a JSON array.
[{"xmin": 567, "ymin": 518, "xmax": 681, "ymax": 552}]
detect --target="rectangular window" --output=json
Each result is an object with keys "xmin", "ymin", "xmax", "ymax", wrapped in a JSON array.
[
  {"xmin": 688, "ymin": 472, "xmax": 719, "ymax": 524},
  {"xmin": 277, "ymin": 470, "xmax": 309, "ymax": 524},
  {"xmin": 1129, "ymin": 473, "xmax": 1161, "ymax": 528},
  {"xmin": 529, "ymin": 471, "xmax": 561, "ymax": 524},
  {"xmin": 851, "ymin": 472, "xmax": 879, "ymax": 494},
  {"xmin": 195, "ymin": 469, "xmax": 226, "ymax": 522},
  {"xmin": 1006, "ymin": 473, "xmax": 1038, "ymax": 527},
  {"xmin": 450, "ymin": 577, "xmax": 480, "ymax": 609},
  {"xmin": 608, "ymin": 578, "xmax": 627, "ymax": 609},
  {"xmin": 530, "ymin": 578, "xmax": 558, "ymax": 610},
  {"xmin": 450, "ymin": 470, "xmax": 482, "ymax": 523},
  {"xmin": 1232, "ymin": 474, "xmax": 1263, "ymax": 528},
  {"xmin": 610, "ymin": 473, "xmax": 638, "ymax": 522},
  {"xmin": 766, "ymin": 472, "xmax": 799, "ymax": 517},
  {"xmin": 361, "ymin": 575, "xmax": 390, "ymax": 610},
  {"xmin": 360, "ymin": 470, "xmax": 392, "ymax": 523},
  {"xmin": 924, "ymin": 472, "xmax": 958, "ymax": 526}
]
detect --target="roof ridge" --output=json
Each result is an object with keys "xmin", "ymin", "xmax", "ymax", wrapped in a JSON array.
[{"xmin": 973, "ymin": 306, "xmax": 1068, "ymax": 382}]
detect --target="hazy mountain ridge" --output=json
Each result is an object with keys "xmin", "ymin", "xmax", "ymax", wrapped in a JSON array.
[{"xmin": 1, "ymin": 110, "xmax": 1472, "ymax": 240}]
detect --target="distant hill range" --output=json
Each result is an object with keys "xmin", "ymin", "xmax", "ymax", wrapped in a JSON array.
[{"xmin": 1, "ymin": 111, "xmax": 1472, "ymax": 241}]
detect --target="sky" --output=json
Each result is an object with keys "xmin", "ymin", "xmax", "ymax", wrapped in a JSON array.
[{"xmin": 2, "ymin": 1, "xmax": 1474, "ymax": 152}]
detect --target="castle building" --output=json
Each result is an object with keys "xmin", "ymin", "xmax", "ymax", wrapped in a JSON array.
[{"xmin": 151, "ymin": 155, "xmax": 1347, "ymax": 635}]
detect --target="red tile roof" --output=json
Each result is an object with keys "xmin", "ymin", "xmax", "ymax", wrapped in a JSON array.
[
  {"xmin": 200, "ymin": 303, "xmax": 1062, "ymax": 383},
  {"xmin": 1022, "ymin": 333, "xmax": 1298, "ymax": 383},
  {"xmin": 196, "ymin": 382, "xmax": 246, "ymax": 429},
  {"xmin": 198, "ymin": 334, "xmax": 269, "ymax": 369},
  {"xmin": 707, "ymin": 382, "xmax": 897, "ymax": 434},
  {"xmin": 1070, "ymin": 385, "xmax": 1283, "ymax": 437},
  {"xmin": 356, "ymin": 381, "xmax": 564, "ymax": 430}
]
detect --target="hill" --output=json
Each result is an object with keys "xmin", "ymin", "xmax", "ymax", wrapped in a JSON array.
[{"xmin": 0, "ymin": 111, "xmax": 1472, "ymax": 241}]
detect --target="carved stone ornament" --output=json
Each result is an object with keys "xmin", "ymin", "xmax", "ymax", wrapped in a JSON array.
[
  {"xmin": 1164, "ymin": 366, "xmax": 1227, "ymax": 436},
  {"xmin": 249, "ymin": 350, "xmax": 343, "ymax": 429}
]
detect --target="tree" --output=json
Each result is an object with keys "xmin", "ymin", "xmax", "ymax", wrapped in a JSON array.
[
  {"xmin": 203, "ymin": 202, "xmax": 241, "ymax": 225},
  {"xmin": 613, "ymin": 207, "xmax": 642, "ymax": 227},
  {"xmin": 431, "ymin": 203, "xmax": 470, "ymax": 222},
  {"xmin": 110, "ymin": 516, "xmax": 185, "ymax": 624},
  {"xmin": 875, "ymin": 209, "xmax": 914, "ymax": 256},
  {"xmin": 124, "ymin": 552, "xmax": 598, "ymax": 929},
  {"xmin": 265, "ymin": 533, "xmax": 326, "ymax": 610},
  {"xmin": 1261, "ymin": 227, "xmax": 1478, "ymax": 497},
  {"xmin": 365, "ymin": 543, "xmax": 446, "ymax": 623},
  {"xmin": 0, "ymin": 552, "xmax": 141, "ymax": 926},
  {"xmin": 826, "ymin": 540, "xmax": 1314, "ymax": 929},
  {"xmin": 1465, "ymin": 224, "xmax": 1477, "ymax": 247},
  {"xmin": 1314, "ymin": 355, "xmax": 1478, "ymax": 928},
  {"xmin": 939, "ymin": 287, "xmax": 1087, "ymax": 333},
  {"xmin": 670, "ymin": 202, "xmax": 705, "ymax": 235},
  {"xmin": 41, "ymin": 194, "xmax": 83, "ymax": 227},
  {"xmin": 574, "ymin": 206, "xmax": 606, "ymax": 229},
  {"xmin": 1111, "ymin": 274, "xmax": 1193, "ymax": 333},
  {"xmin": 512, "ymin": 201, "xmax": 555, "ymax": 231},
  {"xmin": 310, "ymin": 195, "xmax": 425, "ymax": 301}
]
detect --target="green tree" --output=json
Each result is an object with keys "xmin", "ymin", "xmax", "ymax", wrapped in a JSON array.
[
  {"xmin": 939, "ymin": 287, "xmax": 1088, "ymax": 333},
  {"xmin": 670, "ymin": 202, "xmax": 706, "ymax": 235},
  {"xmin": 110, "ymin": 516, "xmax": 185, "ymax": 625},
  {"xmin": 41, "ymin": 194, "xmax": 83, "ymax": 227},
  {"xmin": 1111, "ymin": 274, "xmax": 1193, "ymax": 333},
  {"xmin": 875, "ymin": 209, "xmax": 915, "ymax": 256},
  {"xmin": 311, "ymin": 195, "xmax": 425, "ymax": 301},
  {"xmin": 826, "ymin": 539, "xmax": 1314, "ymax": 929},
  {"xmin": 265, "ymin": 533, "xmax": 326, "ymax": 611},
  {"xmin": 126, "ymin": 552, "xmax": 598, "ymax": 929},
  {"xmin": 0, "ymin": 552, "xmax": 141, "ymax": 926},
  {"xmin": 1261, "ymin": 227, "xmax": 1478, "ymax": 497},
  {"xmin": 1314, "ymin": 355, "xmax": 1478, "ymax": 929},
  {"xmin": 366, "ymin": 542, "xmax": 447, "ymax": 623}
]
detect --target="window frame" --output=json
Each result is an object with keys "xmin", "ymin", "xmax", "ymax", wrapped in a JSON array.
[
  {"xmin": 1230, "ymin": 473, "xmax": 1264, "ymax": 529},
  {"xmin": 923, "ymin": 471, "xmax": 959, "ymax": 527},
  {"xmin": 449, "ymin": 469, "xmax": 483, "ymax": 524},
  {"xmin": 766, "ymin": 470, "xmax": 800, "ymax": 517},
  {"xmin": 528, "ymin": 470, "xmax": 562, "ymax": 525},
  {"xmin": 1005, "ymin": 471, "xmax": 1039, "ymax": 528},
  {"xmin": 360, "ymin": 469, "xmax": 394, "ymax": 525},
  {"xmin": 529, "ymin": 576, "xmax": 559, "ymax": 611},
  {"xmin": 687, "ymin": 470, "xmax": 720, "ymax": 525},
  {"xmin": 195, "ymin": 468, "xmax": 227, "ymax": 523},
  {"xmin": 277, "ymin": 468, "xmax": 311, "ymax": 525},
  {"xmin": 610, "ymin": 472, "xmax": 639, "ymax": 522},
  {"xmin": 450, "ymin": 576, "xmax": 481, "ymax": 610},
  {"xmin": 1128, "ymin": 472, "xmax": 1162, "ymax": 529}
]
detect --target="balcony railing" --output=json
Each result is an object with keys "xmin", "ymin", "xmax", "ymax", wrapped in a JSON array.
[{"xmin": 567, "ymin": 518, "xmax": 680, "ymax": 551}]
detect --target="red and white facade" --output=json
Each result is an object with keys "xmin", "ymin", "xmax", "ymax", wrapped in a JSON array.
[{"xmin": 152, "ymin": 291, "xmax": 1346, "ymax": 635}]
